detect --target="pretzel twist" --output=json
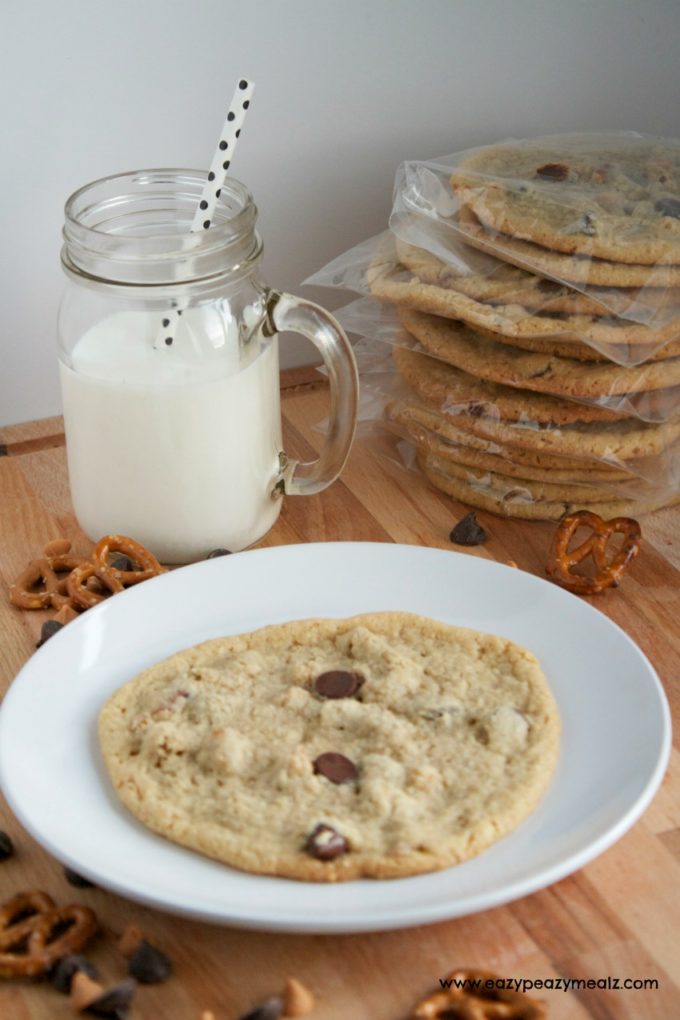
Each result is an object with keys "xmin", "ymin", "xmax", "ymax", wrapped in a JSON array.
[
  {"xmin": 0, "ymin": 891, "xmax": 98, "ymax": 978},
  {"xmin": 9, "ymin": 554, "xmax": 88, "ymax": 610},
  {"xmin": 92, "ymin": 534, "xmax": 164, "ymax": 586},
  {"xmin": 546, "ymin": 509, "xmax": 641, "ymax": 595},
  {"xmin": 67, "ymin": 535, "xmax": 165, "ymax": 610},
  {"xmin": 411, "ymin": 969, "xmax": 546, "ymax": 1019},
  {"xmin": 9, "ymin": 535, "xmax": 167, "ymax": 614},
  {"xmin": 65, "ymin": 562, "xmax": 125, "ymax": 610}
]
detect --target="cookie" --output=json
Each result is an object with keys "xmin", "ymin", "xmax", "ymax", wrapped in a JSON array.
[
  {"xmin": 396, "ymin": 239, "xmax": 680, "ymax": 320},
  {"xmin": 450, "ymin": 137, "xmax": 680, "ymax": 265},
  {"xmin": 369, "ymin": 254, "xmax": 680, "ymax": 351},
  {"xmin": 392, "ymin": 343, "xmax": 627, "ymax": 425},
  {"xmin": 387, "ymin": 401, "xmax": 632, "ymax": 476},
  {"xmin": 419, "ymin": 449, "xmax": 636, "ymax": 505},
  {"xmin": 457, "ymin": 207, "xmax": 680, "ymax": 289},
  {"xmin": 399, "ymin": 308, "xmax": 680, "ymax": 399},
  {"xmin": 398, "ymin": 420, "xmax": 633, "ymax": 485},
  {"xmin": 98, "ymin": 613, "xmax": 560, "ymax": 881},
  {"xmin": 385, "ymin": 377, "xmax": 680, "ymax": 461},
  {"xmin": 393, "ymin": 242, "xmax": 680, "ymax": 362},
  {"xmin": 418, "ymin": 448, "xmax": 680, "ymax": 521},
  {"xmin": 468, "ymin": 319, "xmax": 680, "ymax": 365}
]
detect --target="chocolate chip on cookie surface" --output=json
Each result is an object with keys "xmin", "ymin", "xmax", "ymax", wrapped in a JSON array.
[{"xmin": 313, "ymin": 670, "xmax": 364, "ymax": 698}]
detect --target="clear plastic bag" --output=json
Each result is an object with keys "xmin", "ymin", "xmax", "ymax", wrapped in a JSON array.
[
  {"xmin": 305, "ymin": 131, "xmax": 680, "ymax": 515},
  {"xmin": 332, "ymin": 296, "xmax": 680, "ymax": 424},
  {"xmin": 345, "ymin": 334, "xmax": 680, "ymax": 520},
  {"xmin": 307, "ymin": 132, "xmax": 680, "ymax": 366}
]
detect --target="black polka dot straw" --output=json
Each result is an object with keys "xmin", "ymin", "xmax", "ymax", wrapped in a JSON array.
[
  {"xmin": 153, "ymin": 77, "xmax": 255, "ymax": 350},
  {"xmin": 190, "ymin": 77, "xmax": 254, "ymax": 233}
]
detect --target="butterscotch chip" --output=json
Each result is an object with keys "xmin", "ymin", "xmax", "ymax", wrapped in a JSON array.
[
  {"xmin": 118, "ymin": 923, "xmax": 143, "ymax": 958},
  {"xmin": 54, "ymin": 604, "xmax": 80, "ymax": 624},
  {"xmin": 283, "ymin": 976, "xmax": 315, "ymax": 1016},
  {"xmin": 44, "ymin": 538, "xmax": 72, "ymax": 557},
  {"xmin": 69, "ymin": 971, "xmax": 104, "ymax": 1010},
  {"xmin": 98, "ymin": 613, "xmax": 560, "ymax": 881}
]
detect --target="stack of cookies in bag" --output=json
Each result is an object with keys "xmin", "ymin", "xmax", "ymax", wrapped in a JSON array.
[{"xmin": 356, "ymin": 133, "xmax": 680, "ymax": 519}]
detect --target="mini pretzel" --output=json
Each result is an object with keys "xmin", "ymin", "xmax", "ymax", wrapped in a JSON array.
[
  {"xmin": 0, "ymin": 891, "xmax": 98, "ymax": 978},
  {"xmin": 66, "ymin": 562, "xmax": 124, "ymax": 610},
  {"xmin": 546, "ymin": 509, "xmax": 641, "ymax": 595},
  {"xmin": 66, "ymin": 535, "xmax": 166, "ymax": 610},
  {"xmin": 92, "ymin": 534, "xmax": 165, "ymax": 585},
  {"xmin": 411, "ymin": 969, "xmax": 546, "ymax": 1019},
  {"xmin": 9, "ymin": 554, "xmax": 88, "ymax": 610},
  {"xmin": 10, "ymin": 534, "xmax": 166, "ymax": 614}
]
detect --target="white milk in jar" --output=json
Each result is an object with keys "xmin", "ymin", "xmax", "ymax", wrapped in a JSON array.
[
  {"xmin": 60, "ymin": 311, "xmax": 282, "ymax": 563},
  {"xmin": 59, "ymin": 171, "xmax": 358, "ymax": 564}
]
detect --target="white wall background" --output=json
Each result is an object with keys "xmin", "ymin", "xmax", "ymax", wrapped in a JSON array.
[{"xmin": 2, "ymin": 0, "xmax": 680, "ymax": 426}]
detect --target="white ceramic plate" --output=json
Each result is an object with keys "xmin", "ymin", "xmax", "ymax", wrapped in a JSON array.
[{"xmin": 0, "ymin": 542, "xmax": 670, "ymax": 933}]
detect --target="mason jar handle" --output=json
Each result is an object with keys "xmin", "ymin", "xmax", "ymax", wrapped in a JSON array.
[{"xmin": 266, "ymin": 290, "xmax": 358, "ymax": 497}]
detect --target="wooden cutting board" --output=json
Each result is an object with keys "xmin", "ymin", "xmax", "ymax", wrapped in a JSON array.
[{"xmin": 1, "ymin": 367, "xmax": 679, "ymax": 1020}]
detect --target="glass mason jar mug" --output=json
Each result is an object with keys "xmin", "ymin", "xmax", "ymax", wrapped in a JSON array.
[{"xmin": 58, "ymin": 170, "xmax": 358, "ymax": 563}]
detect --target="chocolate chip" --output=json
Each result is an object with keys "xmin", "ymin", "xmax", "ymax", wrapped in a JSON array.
[
  {"xmin": 535, "ymin": 162, "xmax": 569, "ymax": 180},
  {"xmin": 467, "ymin": 401, "xmax": 485, "ymax": 417},
  {"xmin": 239, "ymin": 997, "xmax": 284, "ymax": 1020},
  {"xmin": 449, "ymin": 511, "xmax": 488, "ymax": 546},
  {"xmin": 537, "ymin": 278, "xmax": 562, "ymax": 292},
  {"xmin": 50, "ymin": 954, "xmax": 99, "ymax": 994},
  {"xmin": 655, "ymin": 197, "xmax": 680, "ymax": 219},
  {"xmin": 64, "ymin": 866, "xmax": 96, "ymax": 888},
  {"xmin": 36, "ymin": 619, "xmax": 63, "ymax": 647},
  {"xmin": 0, "ymin": 831, "xmax": 14, "ymax": 861},
  {"xmin": 313, "ymin": 752, "xmax": 358, "ymax": 784},
  {"xmin": 206, "ymin": 548, "xmax": 232, "ymax": 558},
  {"xmin": 86, "ymin": 979, "xmax": 137, "ymax": 1018},
  {"xmin": 581, "ymin": 211, "xmax": 597, "ymax": 235},
  {"xmin": 314, "ymin": 671, "xmax": 364, "ymax": 699},
  {"xmin": 304, "ymin": 823, "xmax": 348, "ymax": 860},
  {"xmin": 128, "ymin": 939, "xmax": 172, "ymax": 984},
  {"xmin": 109, "ymin": 554, "xmax": 135, "ymax": 571}
]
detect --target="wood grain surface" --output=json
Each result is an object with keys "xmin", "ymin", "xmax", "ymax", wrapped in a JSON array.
[{"xmin": 0, "ymin": 367, "xmax": 679, "ymax": 1020}]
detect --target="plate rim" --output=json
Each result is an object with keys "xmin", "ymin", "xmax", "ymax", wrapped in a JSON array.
[{"xmin": 0, "ymin": 540, "xmax": 671, "ymax": 933}]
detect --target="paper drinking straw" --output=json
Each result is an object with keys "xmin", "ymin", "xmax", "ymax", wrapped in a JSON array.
[{"xmin": 154, "ymin": 77, "xmax": 255, "ymax": 349}]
